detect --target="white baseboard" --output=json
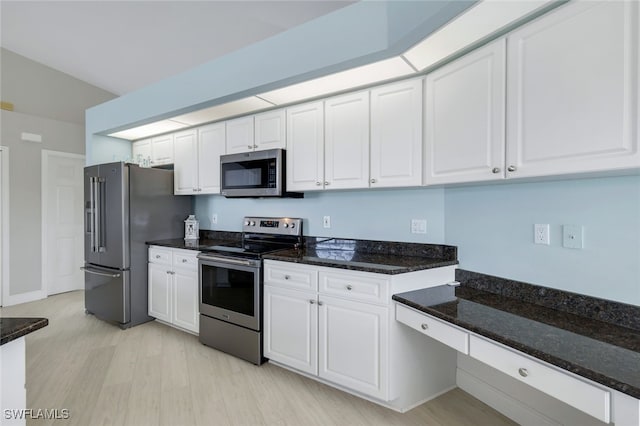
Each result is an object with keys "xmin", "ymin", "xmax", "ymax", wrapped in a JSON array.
[
  {"xmin": 457, "ymin": 367, "xmax": 559, "ymax": 426},
  {"xmin": 3, "ymin": 289, "xmax": 46, "ymax": 307}
]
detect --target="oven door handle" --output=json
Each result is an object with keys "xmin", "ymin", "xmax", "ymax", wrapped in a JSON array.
[{"xmin": 198, "ymin": 255, "xmax": 257, "ymax": 267}]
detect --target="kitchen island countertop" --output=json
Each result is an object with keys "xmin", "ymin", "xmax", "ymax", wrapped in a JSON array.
[{"xmin": 0, "ymin": 317, "xmax": 48, "ymax": 346}]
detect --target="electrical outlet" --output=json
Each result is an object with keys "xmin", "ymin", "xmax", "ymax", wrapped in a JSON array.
[
  {"xmin": 211, "ymin": 214, "xmax": 218, "ymax": 225},
  {"xmin": 563, "ymin": 224, "xmax": 584, "ymax": 249},
  {"xmin": 534, "ymin": 224, "xmax": 550, "ymax": 245},
  {"xmin": 411, "ymin": 219, "xmax": 427, "ymax": 234},
  {"xmin": 323, "ymin": 216, "xmax": 331, "ymax": 228}
]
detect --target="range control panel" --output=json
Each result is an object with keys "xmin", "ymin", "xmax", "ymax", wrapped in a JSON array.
[{"xmin": 242, "ymin": 217, "xmax": 303, "ymax": 236}]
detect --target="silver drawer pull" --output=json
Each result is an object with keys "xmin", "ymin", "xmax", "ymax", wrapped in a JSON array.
[
  {"xmin": 309, "ymin": 300, "xmax": 315, "ymax": 305},
  {"xmin": 518, "ymin": 368, "xmax": 529, "ymax": 377},
  {"xmin": 421, "ymin": 323, "xmax": 429, "ymax": 330},
  {"xmin": 284, "ymin": 275, "xmax": 291, "ymax": 280},
  {"xmin": 346, "ymin": 285, "xmax": 353, "ymax": 290},
  {"xmin": 155, "ymin": 255, "xmax": 161, "ymax": 259},
  {"xmin": 182, "ymin": 259, "xmax": 188, "ymax": 263},
  {"xmin": 318, "ymin": 301, "xmax": 324, "ymax": 306}
]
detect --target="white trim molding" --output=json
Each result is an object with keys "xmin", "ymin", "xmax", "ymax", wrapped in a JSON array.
[
  {"xmin": 0, "ymin": 146, "xmax": 9, "ymax": 307},
  {"xmin": 41, "ymin": 150, "xmax": 85, "ymax": 298}
]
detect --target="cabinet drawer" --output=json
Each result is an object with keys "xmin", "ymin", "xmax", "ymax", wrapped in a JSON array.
[
  {"xmin": 469, "ymin": 335, "xmax": 610, "ymax": 423},
  {"xmin": 148, "ymin": 247, "xmax": 171, "ymax": 265},
  {"xmin": 173, "ymin": 251, "xmax": 199, "ymax": 269},
  {"xmin": 395, "ymin": 304, "xmax": 469, "ymax": 354},
  {"xmin": 319, "ymin": 270, "xmax": 389, "ymax": 304},
  {"xmin": 264, "ymin": 261, "xmax": 318, "ymax": 292}
]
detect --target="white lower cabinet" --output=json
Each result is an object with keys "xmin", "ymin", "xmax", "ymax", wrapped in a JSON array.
[
  {"xmin": 264, "ymin": 260, "xmax": 458, "ymax": 410},
  {"xmin": 318, "ymin": 295, "xmax": 388, "ymax": 400},
  {"xmin": 148, "ymin": 246, "xmax": 199, "ymax": 333}
]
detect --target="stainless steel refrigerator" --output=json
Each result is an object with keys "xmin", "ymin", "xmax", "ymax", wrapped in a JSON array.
[{"xmin": 83, "ymin": 162, "xmax": 191, "ymax": 328}]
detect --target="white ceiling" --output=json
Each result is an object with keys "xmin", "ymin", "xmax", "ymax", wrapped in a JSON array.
[{"xmin": 0, "ymin": 0, "xmax": 355, "ymax": 96}]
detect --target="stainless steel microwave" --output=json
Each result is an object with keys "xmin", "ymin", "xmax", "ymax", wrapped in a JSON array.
[{"xmin": 220, "ymin": 149, "xmax": 302, "ymax": 198}]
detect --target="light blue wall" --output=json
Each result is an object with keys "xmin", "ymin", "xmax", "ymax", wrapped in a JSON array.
[
  {"xmin": 194, "ymin": 187, "xmax": 446, "ymax": 244},
  {"xmin": 89, "ymin": 134, "xmax": 132, "ymax": 165},
  {"xmin": 444, "ymin": 175, "xmax": 640, "ymax": 305}
]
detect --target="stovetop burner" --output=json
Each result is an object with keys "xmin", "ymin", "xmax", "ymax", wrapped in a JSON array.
[{"xmin": 201, "ymin": 217, "xmax": 303, "ymax": 259}]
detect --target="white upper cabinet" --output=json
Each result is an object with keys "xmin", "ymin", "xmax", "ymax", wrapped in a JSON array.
[
  {"xmin": 173, "ymin": 123, "xmax": 226, "ymax": 195},
  {"xmin": 425, "ymin": 39, "xmax": 506, "ymax": 185},
  {"xmin": 132, "ymin": 139, "xmax": 151, "ymax": 166},
  {"xmin": 324, "ymin": 91, "xmax": 370, "ymax": 190},
  {"xmin": 198, "ymin": 122, "xmax": 226, "ymax": 193},
  {"xmin": 150, "ymin": 134, "xmax": 174, "ymax": 166},
  {"xmin": 506, "ymin": 1, "xmax": 640, "ymax": 178},
  {"xmin": 254, "ymin": 109, "xmax": 286, "ymax": 151},
  {"xmin": 286, "ymin": 101, "xmax": 325, "ymax": 192},
  {"xmin": 226, "ymin": 116, "xmax": 255, "ymax": 154},
  {"xmin": 370, "ymin": 79, "xmax": 423, "ymax": 188},
  {"xmin": 173, "ymin": 129, "xmax": 198, "ymax": 194}
]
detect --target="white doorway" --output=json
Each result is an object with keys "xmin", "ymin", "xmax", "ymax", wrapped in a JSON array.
[
  {"xmin": 0, "ymin": 146, "xmax": 9, "ymax": 306},
  {"xmin": 42, "ymin": 150, "xmax": 85, "ymax": 296}
]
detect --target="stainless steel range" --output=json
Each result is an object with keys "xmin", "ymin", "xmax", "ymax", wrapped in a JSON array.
[{"xmin": 197, "ymin": 216, "xmax": 302, "ymax": 365}]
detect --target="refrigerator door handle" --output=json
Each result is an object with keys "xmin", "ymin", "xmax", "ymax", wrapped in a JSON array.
[
  {"xmin": 80, "ymin": 266, "xmax": 121, "ymax": 278},
  {"xmin": 95, "ymin": 177, "xmax": 105, "ymax": 253},
  {"xmin": 89, "ymin": 177, "xmax": 96, "ymax": 252}
]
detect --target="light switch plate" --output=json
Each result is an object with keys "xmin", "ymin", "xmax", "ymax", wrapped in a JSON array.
[
  {"xmin": 563, "ymin": 225, "xmax": 584, "ymax": 249},
  {"xmin": 411, "ymin": 219, "xmax": 427, "ymax": 234}
]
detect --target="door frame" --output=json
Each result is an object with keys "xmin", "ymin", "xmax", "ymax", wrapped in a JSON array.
[
  {"xmin": 0, "ymin": 146, "xmax": 9, "ymax": 307},
  {"xmin": 41, "ymin": 150, "xmax": 86, "ymax": 296}
]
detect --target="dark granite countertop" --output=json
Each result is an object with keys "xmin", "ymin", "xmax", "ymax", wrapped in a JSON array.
[
  {"xmin": 264, "ymin": 238, "xmax": 458, "ymax": 275},
  {"xmin": 392, "ymin": 273, "xmax": 640, "ymax": 399},
  {"xmin": 146, "ymin": 238, "xmax": 238, "ymax": 251},
  {"xmin": 1, "ymin": 317, "xmax": 48, "ymax": 346}
]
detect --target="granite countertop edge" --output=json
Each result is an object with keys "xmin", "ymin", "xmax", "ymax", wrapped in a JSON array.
[
  {"xmin": 263, "ymin": 254, "xmax": 459, "ymax": 275},
  {"xmin": 0, "ymin": 317, "xmax": 49, "ymax": 346},
  {"xmin": 391, "ymin": 294, "xmax": 640, "ymax": 400}
]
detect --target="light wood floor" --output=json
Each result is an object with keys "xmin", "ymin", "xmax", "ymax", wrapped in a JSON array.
[{"xmin": 0, "ymin": 291, "xmax": 515, "ymax": 426}]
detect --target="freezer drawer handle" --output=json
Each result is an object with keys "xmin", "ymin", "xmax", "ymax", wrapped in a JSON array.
[{"xmin": 80, "ymin": 267, "xmax": 121, "ymax": 278}]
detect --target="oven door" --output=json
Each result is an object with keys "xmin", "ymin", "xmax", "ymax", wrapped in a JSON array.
[{"xmin": 199, "ymin": 255, "xmax": 262, "ymax": 331}]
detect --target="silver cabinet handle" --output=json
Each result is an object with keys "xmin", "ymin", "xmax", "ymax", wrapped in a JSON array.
[
  {"xmin": 80, "ymin": 267, "xmax": 121, "ymax": 278},
  {"xmin": 155, "ymin": 255, "xmax": 161, "ymax": 259},
  {"xmin": 324, "ymin": 181, "xmax": 330, "ymax": 186},
  {"xmin": 253, "ymin": 145, "xmax": 258, "ymax": 148},
  {"xmin": 492, "ymin": 167, "xmax": 500, "ymax": 174},
  {"xmin": 518, "ymin": 368, "xmax": 528, "ymax": 377},
  {"xmin": 370, "ymin": 178, "xmax": 376, "ymax": 184},
  {"xmin": 421, "ymin": 323, "xmax": 429, "ymax": 330},
  {"xmin": 346, "ymin": 285, "xmax": 353, "ymax": 291},
  {"xmin": 248, "ymin": 145, "xmax": 253, "ymax": 149},
  {"xmin": 284, "ymin": 275, "xmax": 290, "ymax": 280},
  {"xmin": 318, "ymin": 301, "xmax": 324, "ymax": 306},
  {"xmin": 182, "ymin": 259, "xmax": 187, "ymax": 263},
  {"xmin": 315, "ymin": 182, "xmax": 322, "ymax": 186},
  {"xmin": 309, "ymin": 300, "xmax": 315, "ymax": 305},
  {"xmin": 508, "ymin": 165, "xmax": 517, "ymax": 172}
]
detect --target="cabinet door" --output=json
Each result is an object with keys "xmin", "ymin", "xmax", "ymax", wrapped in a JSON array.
[
  {"xmin": 173, "ymin": 129, "xmax": 198, "ymax": 195},
  {"xmin": 264, "ymin": 285, "xmax": 318, "ymax": 375},
  {"xmin": 151, "ymin": 134, "xmax": 174, "ymax": 165},
  {"xmin": 172, "ymin": 267, "xmax": 199, "ymax": 333},
  {"xmin": 148, "ymin": 262, "xmax": 172, "ymax": 323},
  {"xmin": 226, "ymin": 116, "xmax": 255, "ymax": 154},
  {"xmin": 132, "ymin": 139, "xmax": 151, "ymax": 166},
  {"xmin": 318, "ymin": 295, "xmax": 389, "ymax": 400},
  {"xmin": 506, "ymin": 1, "xmax": 639, "ymax": 178},
  {"xmin": 425, "ymin": 39, "xmax": 506, "ymax": 185},
  {"xmin": 286, "ymin": 101, "xmax": 325, "ymax": 191},
  {"xmin": 198, "ymin": 122, "xmax": 226, "ymax": 194},
  {"xmin": 255, "ymin": 109, "xmax": 286, "ymax": 151},
  {"xmin": 370, "ymin": 79, "xmax": 423, "ymax": 188},
  {"xmin": 324, "ymin": 91, "xmax": 370, "ymax": 189}
]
